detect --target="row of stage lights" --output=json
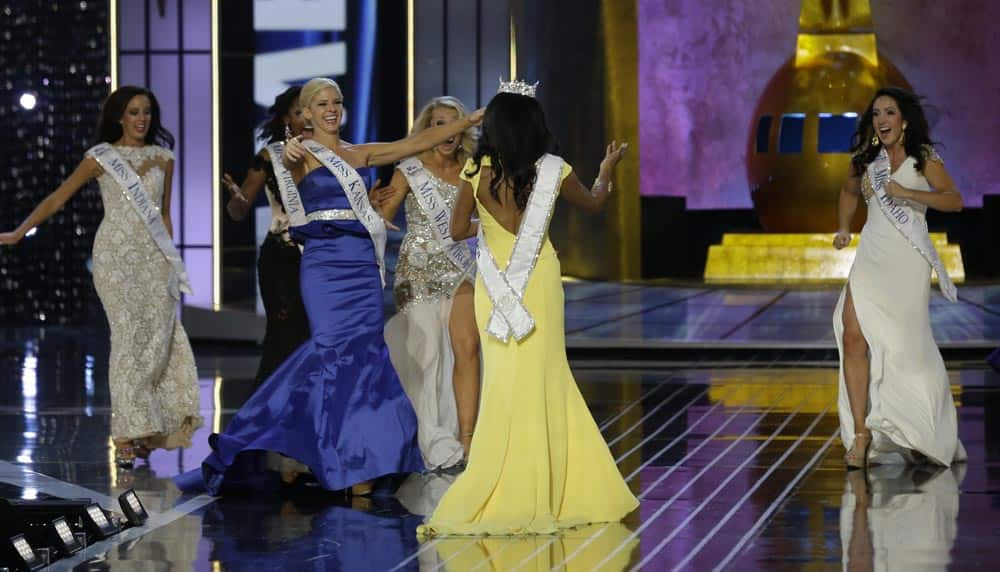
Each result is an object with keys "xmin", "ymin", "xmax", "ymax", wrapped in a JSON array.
[{"xmin": 1, "ymin": 489, "xmax": 149, "ymax": 571}]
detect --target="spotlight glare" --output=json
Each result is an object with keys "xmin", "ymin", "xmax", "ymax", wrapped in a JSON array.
[{"xmin": 19, "ymin": 92, "xmax": 37, "ymax": 110}]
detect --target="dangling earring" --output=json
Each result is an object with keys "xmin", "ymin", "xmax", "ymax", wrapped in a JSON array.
[
  {"xmin": 899, "ymin": 123, "xmax": 907, "ymax": 145},
  {"xmin": 284, "ymin": 123, "xmax": 292, "ymax": 140},
  {"xmin": 871, "ymin": 134, "xmax": 879, "ymax": 146}
]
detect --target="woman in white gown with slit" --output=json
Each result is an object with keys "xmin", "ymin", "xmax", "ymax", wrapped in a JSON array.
[{"xmin": 833, "ymin": 87, "xmax": 966, "ymax": 468}]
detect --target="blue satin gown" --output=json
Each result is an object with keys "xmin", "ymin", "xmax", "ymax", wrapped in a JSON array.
[{"xmin": 177, "ymin": 167, "xmax": 424, "ymax": 494}]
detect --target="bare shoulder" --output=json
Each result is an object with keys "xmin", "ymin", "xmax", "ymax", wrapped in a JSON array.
[
  {"xmin": 335, "ymin": 140, "xmax": 371, "ymax": 167},
  {"xmin": 921, "ymin": 144, "xmax": 944, "ymax": 165}
]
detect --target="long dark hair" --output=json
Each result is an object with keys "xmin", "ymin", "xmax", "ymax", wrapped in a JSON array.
[
  {"xmin": 95, "ymin": 86, "xmax": 174, "ymax": 148},
  {"xmin": 259, "ymin": 85, "xmax": 302, "ymax": 144},
  {"xmin": 850, "ymin": 87, "xmax": 936, "ymax": 176},
  {"xmin": 466, "ymin": 92, "xmax": 558, "ymax": 210}
]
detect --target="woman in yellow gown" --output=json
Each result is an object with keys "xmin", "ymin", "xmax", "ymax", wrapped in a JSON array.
[{"xmin": 418, "ymin": 86, "xmax": 637, "ymax": 536}]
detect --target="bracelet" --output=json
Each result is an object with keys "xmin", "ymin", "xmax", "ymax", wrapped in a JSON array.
[{"xmin": 592, "ymin": 178, "xmax": 613, "ymax": 195}]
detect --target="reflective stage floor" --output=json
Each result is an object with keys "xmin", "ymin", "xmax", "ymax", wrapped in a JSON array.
[{"xmin": 1, "ymin": 284, "xmax": 998, "ymax": 570}]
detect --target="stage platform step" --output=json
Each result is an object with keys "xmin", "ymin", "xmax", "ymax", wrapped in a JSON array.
[
  {"xmin": 703, "ymin": 232, "xmax": 965, "ymax": 283},
  {"xmin": 561, "ymin": 282, "xmax": 999, "ymax": 357}
]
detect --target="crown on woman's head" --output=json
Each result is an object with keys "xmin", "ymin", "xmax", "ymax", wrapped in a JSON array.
[{"xmin": 498, "ymin": 77, "xmax": 538, "ymax": 98}]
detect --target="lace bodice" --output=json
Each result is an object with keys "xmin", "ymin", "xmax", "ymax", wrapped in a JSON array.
[{"xmin": 95, "ymin": 145, "xmax": 173, "ymax": 216}]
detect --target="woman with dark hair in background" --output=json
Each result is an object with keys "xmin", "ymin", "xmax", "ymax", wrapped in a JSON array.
[
  {"xmin": 418, "ymin": 84, "xmax": 636, "ymax": 536},
  {"xmin": 832, "ymin": 86, "xmax": 966, "ymax": 469},
  {"xmin": 0, "ymin": 86, "xmax": 202, "ymax": 468},
  {"xmin": 222, "ymin": 86, "xmax": 311, "ymax": 385}
]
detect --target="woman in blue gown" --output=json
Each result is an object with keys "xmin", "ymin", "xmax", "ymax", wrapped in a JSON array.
[{"xmin": 177, "ymin": 78, "xmax": 483, "ymax": 496}]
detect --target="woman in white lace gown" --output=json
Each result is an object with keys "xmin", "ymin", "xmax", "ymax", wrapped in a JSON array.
[
  {"xmin": 832, "ymin": 87, "xmax": 965, "ymax": 468},
  {"xmin": 375, "ymin": 97, "xmax": 480, "ymax": 470},
  {"xmin": 0, "ymin": 86, "xmax": 202, "ymax": 467}
]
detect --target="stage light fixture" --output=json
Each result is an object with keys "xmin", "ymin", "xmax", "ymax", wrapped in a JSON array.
[
  {"xmin": 48, "ymin": 517, "xmax": 82, "ymax": 556},
  {"xmin": 118, "ymin": 489, "xmax": 148, "ymax": 527},
  {"xmin": 5, "ymin": 534, "xmax": 45, "ymax": 571},
  {"xmin": 82, "ymin": 504, "xmax": 117, "ymax": 539},
  {"xmin": 18, "ymin": 92, "xmax": 37, "ymax": 111}
]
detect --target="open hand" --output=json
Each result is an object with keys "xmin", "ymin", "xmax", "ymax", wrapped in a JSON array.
[
  {"xmin": 366, "ymin": 178, "xmax": 400, "ymax": 231},
  {"xmin": 832, "ymin": 230, "xmax": 851, "ymax": 250},
  {"xmin": 600, "ymin": 141, "xmax": 629, "ymax": 173},
  {"xmin": 368, "ymin": 178, "xmax": 397, "ymax": 209},
  {"xmin": 222, "ymin": 173, "xmax": 247, "ymax": 202}
]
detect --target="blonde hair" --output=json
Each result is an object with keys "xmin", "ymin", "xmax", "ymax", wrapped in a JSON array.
[
  {"xmin": 411, "ymin": 96, "xmax": 477, "ymax": 159},
  {"xmin": 299, "ymin": 77, "xmax": 342, "ymax": 110}
]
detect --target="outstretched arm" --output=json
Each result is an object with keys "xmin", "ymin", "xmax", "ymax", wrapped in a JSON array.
[
  {"xmin": 0, "ymin": 157, "xmax": 102, "ymax": 245},
  {"xmin": 450, "ymin": 180, "xmax": 479, "ymax": 241},
  {"xmin": 558, "ymin": 141, "xmax": 628, "ymax": 213},
  {"xmin": 354, "ymin": 109, "xmax": 484, "ymax": 168}
]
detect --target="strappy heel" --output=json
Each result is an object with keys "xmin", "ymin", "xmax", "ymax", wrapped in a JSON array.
[
  {"xmin": 133, "ymin": 441, "xmax": 153, "ymax": 460},
  {"xmin": 845, "ymin": 432, "xmax": 872, "ymax": 470},
  {"xmin": 349, "ymin": 480, "xmax": 373, "ymax": 497},
  {"xmin": 115, "ymin": 443, "xmax": 136, "ymax": 469}
]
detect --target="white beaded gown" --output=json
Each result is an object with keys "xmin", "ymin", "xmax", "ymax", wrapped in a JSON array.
[
  {"xmin": 384, "ymin": 165, "xmax": 473, "ymax": 471},
  {"xmin": 91, "ymin": 145, "xmax": 202, "ymax": 446},
  {"xmin": 833, "ymin": 147, "xmax": 966, "ymax": 466}
]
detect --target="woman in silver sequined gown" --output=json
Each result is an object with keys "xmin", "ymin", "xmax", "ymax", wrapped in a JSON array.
[
  {"xmin": 376, "ymin": 97, "xmax": 480, "ymax": 470},
  {"xmin": 0, "ymin": 87, "xmax": 202, "ymax": 468}
]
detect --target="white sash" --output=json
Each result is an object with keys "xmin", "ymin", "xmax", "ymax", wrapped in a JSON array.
[
  {"xmin": 478, "ymin": 154, "xmax": 564, "ymax": 342},
  {"xmin": 868, "ymin": 148, "xmax": 957, "ymax": 302},
  {"xmin": 266, "ymin": 142, "xmax": 308, "ymax": 228},
  {"xmin": 87, "ymin": 143, "xmax": 192, "ymax": 300},
  {"xmin": 398, "ymin": 157, "xmax": 475, "ymax": 276},
  {"xmin": 302, "ymin": 140, "xmax": 387, "ymax": 286}
]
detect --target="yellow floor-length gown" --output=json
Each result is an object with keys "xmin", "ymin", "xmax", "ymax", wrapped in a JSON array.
[{"xmin": 418, "ymin": 158, "xmax": 638, "ymax": 536}]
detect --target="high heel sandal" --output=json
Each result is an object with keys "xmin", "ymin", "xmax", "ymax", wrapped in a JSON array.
[
  {"xmin": 133, "ymin": 441, "xmax": 153, "ymax": 460},
  {"xmin": 845, "ymin": 432, "xmax": 872, "ymax": 470},
  {"xmin": 114, "ymin": 443, "xmax": 136, "ymax": 469},
  {"xmin": 349, "ymin": 480, "xmax": 373, "ymax": 497}
]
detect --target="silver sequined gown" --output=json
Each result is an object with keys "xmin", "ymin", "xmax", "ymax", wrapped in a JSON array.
[
  {"xmin": 385, "ymin": 164, "xmax": 474, "ymax": 470},
  {"xmin": 90, "ymin": 145, "xmax": 202, "ymax": 445},
  {"xmin": 392, "ymin": 171, "xmax": 472, "ymax": 310}
]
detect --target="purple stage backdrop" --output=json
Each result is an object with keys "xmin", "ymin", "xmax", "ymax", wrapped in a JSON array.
[{"xmin": 639, "ymin": 0, "xmax": 1000, "ymax": 209}]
